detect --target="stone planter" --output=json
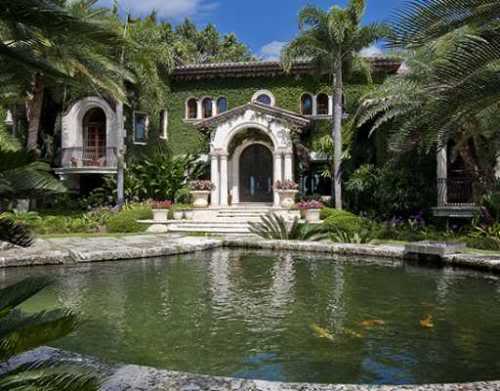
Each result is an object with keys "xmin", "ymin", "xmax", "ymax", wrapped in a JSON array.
[
  {"xmin": 191, "ymin": 191, "xmax": 210, "ymax": 208},
  {"xmin": 173, "ymin": 211, "xmax": 184, "ymax": 220},
  {"xmin": 152, "ymin": 209, "xmax": 168, "ymax": 222},
  {"xmin": 277, "ymin": 190, "xmax": 298, "ymax": 209},
  {"xmin": 304, "ymin": 208, "xmax": 321, "ymax": 223},
  {"xmin": 184, "ymin": 210, "xmax": 194, "ymax": 220}
]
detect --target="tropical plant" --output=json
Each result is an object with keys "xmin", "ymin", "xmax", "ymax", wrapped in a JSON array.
[
  {"xmin": 468, "ymin": 223, "xmax": 500, "ymax": 251},
  {"xmin": 282, "ymin": 1, "xmax": 388, "ymax": 209},
  {"xmin": 0, "ymin": 0, "xmax": 130, "ymax": 151},
  {"xmin": 0, "ymin": 149, "xmax": 66, "ymax": 204},
  {"xmin": 101, "ymin": 145, "xmax": 204, "ymax": 203},
  {"xmin": 0, "ymin": 277, "xmax": 99, "ymax": 389},
  {"xmin": 0, "ymin": 213, "xmax": 33, "ymax": 247},
  {"xmin": 358, "ymin": 0, "xmax": 500, "ymax": 192},
  {"xmin": 249, "ymin": 213, "xmax": 328, "ymax": 241},
  {"xmin": 330, "ymin": 227, "xmax": 374, "ymax": 244}
]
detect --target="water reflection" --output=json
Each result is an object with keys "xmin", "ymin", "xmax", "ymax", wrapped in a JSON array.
[{"xmin": 2, "ymin": 250, "xmax": 500, "ymax": 385}]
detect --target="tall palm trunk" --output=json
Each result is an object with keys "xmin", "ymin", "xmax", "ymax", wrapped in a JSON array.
[
  {"xmin": 26, "ymin": 73, "xmax": 44, "ymax": 152},
  {"xmin": 332, "ymin": 58, "xmax": 343, "ymax": 210}
]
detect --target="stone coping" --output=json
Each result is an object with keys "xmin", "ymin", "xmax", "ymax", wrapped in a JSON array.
[
  {"xmin": 6, "ymin": 347, "xmax": 500, "ymax": 391},
  {"xmin": 0, "ymin": 235, "xmax": 499, "ymax": 274}
]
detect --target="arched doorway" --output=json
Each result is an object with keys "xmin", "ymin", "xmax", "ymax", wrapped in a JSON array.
[
  {"xmin": 82, "ymin": 108, "xmax": 106, "ymax": 166},
  {"xmin": 239, "ymin": 144, "xmax": 273, "ymax": 203}
]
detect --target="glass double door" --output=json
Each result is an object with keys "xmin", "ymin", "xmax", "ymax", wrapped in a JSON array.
[{"xmin": 239, "ymin": 144, "xmax": 273, "ymax": 203}]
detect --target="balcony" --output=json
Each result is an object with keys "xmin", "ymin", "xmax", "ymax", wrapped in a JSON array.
[
  {"xmin": 434, "ymin": 177, "xmax": 480, "ymax": 218},
  {"xmin": 55, "ymin": 147, "xmax": 118, "ymax": 175}
]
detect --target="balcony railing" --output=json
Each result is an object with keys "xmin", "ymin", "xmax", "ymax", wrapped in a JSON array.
[
  {"xmin": 437, "ymin": 177, "xmax": 475, "ymax": 206},
  {"xmin": 60, "ymin": 147, "xmax": 117, "ymax": 169}
]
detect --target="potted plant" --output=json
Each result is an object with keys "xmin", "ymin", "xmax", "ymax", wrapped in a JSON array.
[
  {"xmin": 297, "ymin": 200, "xmax": 324, "ymax": 223},
  {"xmin": 190, "ymin": 180, "xmax": 215, "ymax": 208},
  {"xmin": 151, "ymin": 200, "xmax": 172, "ymax": 221},
  {"xmin": 275, "ymin": 180, "xmax": 299, "ymax": 209}
]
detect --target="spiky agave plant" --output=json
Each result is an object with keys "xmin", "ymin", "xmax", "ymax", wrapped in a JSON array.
[
  {"xmin": 249, "ymin": 213, "xmax": 328, "ymax": 241},
  {"xmin": 0, "ymin": 277, "xmax": 99, "ymax": 390},
  {"xmin": 0, "ymin": 213, "xmax": 33, "ymax": 247}
]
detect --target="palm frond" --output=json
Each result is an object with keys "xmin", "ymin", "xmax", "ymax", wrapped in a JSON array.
[{"xmin": 0, "ymin": 215, "xmax": 33, "ymax": 248}]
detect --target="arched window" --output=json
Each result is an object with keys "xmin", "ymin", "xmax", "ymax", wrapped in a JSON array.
[
  {"xmin": 301, "ymin": 94, "xmax": 313, "ymax": 115},
  {"xmin": 216, "ymin": 97, "xmax": 228, "ymax": 114},
  {"xmin": 202, "ymin": 97, "xmax": 213, "ymax": 118},
  {"xmin": 252, "ymin": 90, "xmax": 275, "ymax": 106},
  {"xmin": 186, "ymin": 98, "xmax": 198, "ymax": 119},
  {"xmin": 83, "ymin": 108, "xmax": 107, "ymax": 165},
  {"xmin": 317, "ymin": 93, "xmax": 329, "ymax": 115}
]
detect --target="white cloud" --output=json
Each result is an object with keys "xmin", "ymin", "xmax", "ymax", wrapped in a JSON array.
[
  {"xmin": 360, "ymin": 44, "xmax": 383, "ymax": 57},
  {"xmin": 259, "ymin": 41, "xmax": 287, "ymax": 61},
  {"xmin": 98, "ymin": 0, "xmax": 218, "ymax": 20}
]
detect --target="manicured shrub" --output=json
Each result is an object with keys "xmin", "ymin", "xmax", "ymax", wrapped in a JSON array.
[
  {"xmin": 106, "ymin": 205, "xmax": 152, "ymax": 233},
  {"xmin": 322, "ymin": 209, "xmax": 367, "ymax": 234}
]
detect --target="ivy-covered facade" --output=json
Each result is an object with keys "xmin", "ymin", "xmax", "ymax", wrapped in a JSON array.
[{"xmin": 54, "ymin": 58, "xmax": 402, "ymax": 204}]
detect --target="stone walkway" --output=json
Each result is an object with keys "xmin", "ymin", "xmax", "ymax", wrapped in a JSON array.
[{"xmin": 0, "ymin": 235, "xmax": 223, "ymax": 268}]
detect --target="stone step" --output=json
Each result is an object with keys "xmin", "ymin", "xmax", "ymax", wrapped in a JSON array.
[{"xmin": 168, "ymin": 226, "xmax": 251, "ymax": 234}]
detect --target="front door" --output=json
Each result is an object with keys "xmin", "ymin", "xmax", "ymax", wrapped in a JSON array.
[{"xmin": 239, "ymin": 144, "xmax": 273, "ymax": 203}]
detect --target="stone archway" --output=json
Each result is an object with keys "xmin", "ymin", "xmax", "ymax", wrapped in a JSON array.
[{"xmin": 200, "ymin": 102, "xmax": 310, "ymax": 207}]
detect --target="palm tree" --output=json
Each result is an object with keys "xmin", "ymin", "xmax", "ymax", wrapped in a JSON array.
[
  {"xmin": 249, "ymin": 213, "xmax": 328, "ymax": 241},
  {"xmin": 0, "ymin": 0, "xmax": 130, "ymax": 152},
  {"xmin": 282, "ymin": 1, "xmax": 387, "ymax": 209},
  {"xmin": 0, "ymin": 277, "xmax": 98, "ymax": 390}
]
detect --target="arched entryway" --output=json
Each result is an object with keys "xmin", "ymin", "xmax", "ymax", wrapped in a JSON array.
[
  {"xmin": 82, "ymin": 108, "xmax": 106, "ymax": 166},
  {"xmin": 239, "ymin": 144, "xmax": 273, "ymax": 203}
]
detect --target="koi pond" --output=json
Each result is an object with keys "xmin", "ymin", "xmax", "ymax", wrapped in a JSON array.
[{"xmin": 3, "ymin": 249, "xmax": 500, "ymax": 385}]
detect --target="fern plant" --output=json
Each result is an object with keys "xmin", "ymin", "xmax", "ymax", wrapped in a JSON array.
[
  {"xmin": 249, "ymin": 213, "xmax": 327, "ymax": 241},
  {"xmin": 330, "ymin": 227, "xmax": 375, "ymax": 244},
  {"xmin": 0, "ymin": 277, "xmax": 99, "ymax": 390}
]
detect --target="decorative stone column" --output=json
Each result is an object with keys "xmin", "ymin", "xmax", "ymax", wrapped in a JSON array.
[
  {"xmin": 220, "ymin": 154, "xmax": 229, "ymax": 207},
  {"xmin": 437, "ymin": 146, "xmax": 448, "ymax": 207},
  {"xmin": 210, "ymin": 153, "xmax": 220, "ymax": 207},
  {"xmin": 274, "ymin": 151, "xmax": 283, "ymax": 207},
  {"xmin": 284, "ymin": 151, "xmax": 294, "ymax": 181}
]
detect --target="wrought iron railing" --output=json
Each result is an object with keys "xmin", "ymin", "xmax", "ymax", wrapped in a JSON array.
[
  {"xmin": 437, "ymin": 177, "xmax": 475, "ymax": 206},
  {"xmin": 60, "ymin": 147, "xmax": 117, "ymax": 169}
]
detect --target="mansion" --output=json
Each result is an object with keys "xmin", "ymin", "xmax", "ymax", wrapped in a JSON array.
[{"xmin": 12, "ymin": 57, "xmax": 488, "ymax": 215}]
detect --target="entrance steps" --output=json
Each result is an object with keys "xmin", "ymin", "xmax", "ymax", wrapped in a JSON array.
[{"xmin": 167, "ymin": 206, "xmax": 272, "ymax": 235}]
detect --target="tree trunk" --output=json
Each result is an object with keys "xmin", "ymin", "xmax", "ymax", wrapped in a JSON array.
[
  {"xmin": 26, "ymin": 73, "xmax": 44, "ymax": 152},
  {"xmin": 332, "ymin": 58, "xmax": 343, "ymax": 210}
]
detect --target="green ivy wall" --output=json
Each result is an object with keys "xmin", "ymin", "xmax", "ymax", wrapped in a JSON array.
[{"xmin": 166, "ymin": 74, "xmax": 373, "ymax": 155}]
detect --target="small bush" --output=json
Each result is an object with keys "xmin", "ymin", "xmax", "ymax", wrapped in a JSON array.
[
  {"xmin": 106, "ymin": 205, "xmax": 152, "ymax": 234},
  {"xmin": 322, "ymin": 209, "xmax": 367, "ymax": 234}
]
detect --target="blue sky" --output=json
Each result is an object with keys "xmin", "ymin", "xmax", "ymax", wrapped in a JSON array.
[{"xmin": 98, "ymin": 0, "xmax": 406, "ymax": 59}]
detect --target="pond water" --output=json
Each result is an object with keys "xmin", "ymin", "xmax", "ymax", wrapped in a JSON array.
[{"xmin": 3, "ymin": 249, "xmax": 500, "ymax": 385}]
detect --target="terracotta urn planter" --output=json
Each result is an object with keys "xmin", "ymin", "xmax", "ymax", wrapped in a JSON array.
[
  {"xmin": 304, "ymin": 208, "xmax": 321, "ymax": 223},
  {"xmin": 151, "ymin": 200, "xmax": 172, "ymax": 222},
  {"xmin": 152, "ymin": 209, "xmax": 168, "ymax": 222},
  {"xmin": 191, "ymin": 191, "xmax": 211, "ymax": 208},
  {"xmin": 173, "ymin": 210, "xmax": 184, "ymax": 220},
  {"xmin": 277, "ymin": 190, "xmax": 299, "ymax": 209}
]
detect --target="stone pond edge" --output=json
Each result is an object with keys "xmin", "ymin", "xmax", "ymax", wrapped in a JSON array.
[{"xmin": 1, "ymin": 235, "xmax": 500, "ymax": 390}]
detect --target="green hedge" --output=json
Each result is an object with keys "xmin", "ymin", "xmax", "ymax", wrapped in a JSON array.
[
  {"xmin": 106, "ymin": 206, "xmax": 153, "ymax": 234},
  {"xmin": 321, "ymin": 208, "xmax": 367, "ymax": 234}
]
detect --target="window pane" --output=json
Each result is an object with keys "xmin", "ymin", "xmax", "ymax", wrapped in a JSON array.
[
  {"xmin": 217, "ymin": 97, "xmax": 228, "ymax": 113},
  {"xmin": 187, "ymin": 99, "xmax": 197, "ymax": 119},
  {"xmin": 301, "ymin": 94, "xmax": 313, "ymax": 115},
  {"xmin": 256, "ymin": 94, "xmax": 272, "ymax": 105},
  {"xmin": 202, "ymin": 98, "xmax": 213, "ymax": 118},
  {"xmin": 134, "ymin": 114, "xmax": 147, "ymax": 142},
  {"xmin": 317, "ymin": 94, "xmax": 329, "ymax": 115}
]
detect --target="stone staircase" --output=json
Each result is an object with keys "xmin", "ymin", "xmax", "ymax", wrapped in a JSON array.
[{"xmin": 167, "ymin": 206, "xmax": 272, "ymax": 236}]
